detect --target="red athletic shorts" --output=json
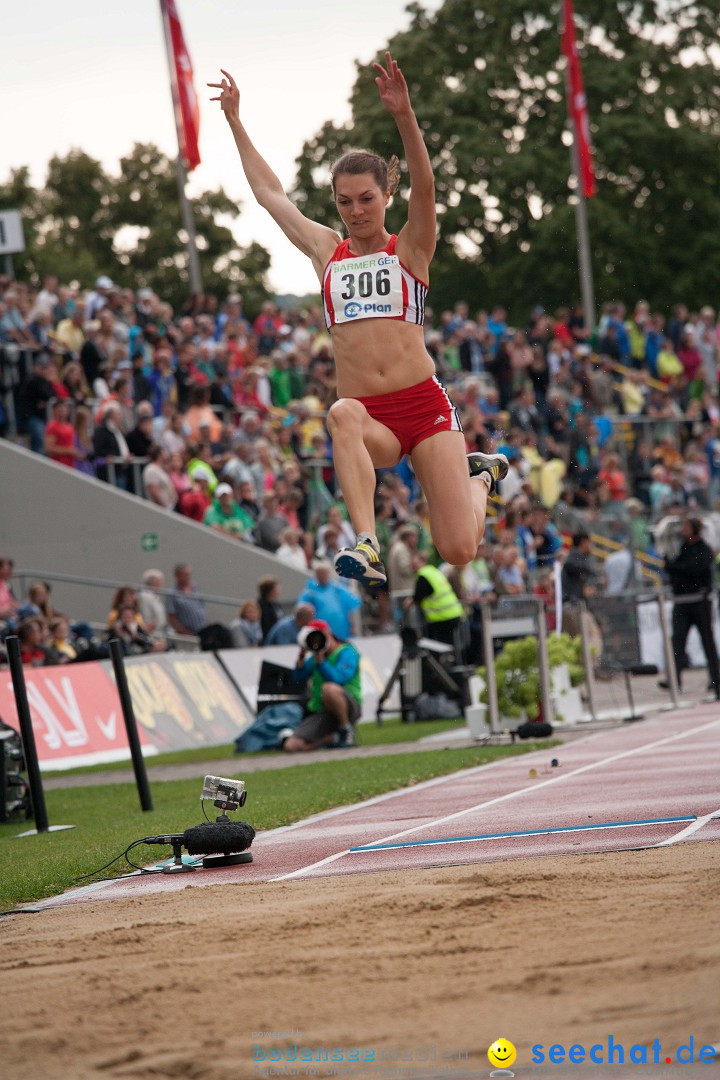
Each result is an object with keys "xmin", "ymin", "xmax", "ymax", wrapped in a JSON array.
[{"xmin": 356, "ymin": 375, "xmax": 462, "ymax": 457}]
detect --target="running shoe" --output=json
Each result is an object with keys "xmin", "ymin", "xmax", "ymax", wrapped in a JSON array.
[
  {"xmin": 467, "ymin": 451, "xmax": 509, "ymax": 494},
  {"xmin": 334, "ymin": 724, "xmax": 356, "ymax": 748},
  {"xmin": 334, "ymin": 534, "xmax": 387, "ymax": 589}
]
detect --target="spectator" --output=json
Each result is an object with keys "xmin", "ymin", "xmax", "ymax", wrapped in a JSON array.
[
  {"xmin": 264, "ymin": 602, "xmax": 315, "ymax": 646},
  {"xmin": 625, "ymin": 498, "xmax": 652, "ymax": 553},
  {"xmin": 184, "ymin": 385, "xmax": 222, "ymax": 442},
  {"xmin": 60, "ymin": 360, "xmax": 91, "ymax": 406},
  {"xmin": 411, "ymin": 552, "xmax": 466, "ymax": 652},
  {"xmin": 560, "ymin": 532, "xmax": 601, "ymax": 646},
  {"xmin": 178, "ymin": 472, "xmax": 213, "ymax": 521},
  {"xmin": 604, "ymin": 532, "xmax": 639, "ymax": 595},
  {"xmin": 387, "ymin": 524, "xmax": 420, "ymax": 599},
  {"xmin": 598, "ymin": 452, "xmax": 629, "ymax": 505},
  {"xmin": 491, "ymin": 545, "xmax": 527, "ymax": 597},
  {"xmin": 138, "ymin": 569, "xmax": 168, "ymax": 646},
  {"xmin": 526, "ymin": 504, "xmax": 563, "ymax": 569},
  {"xmin": 166, "ymin": 563, "xmax": 207, "ymax": 637},
  {"xmin": 254, "ymin": 491, "xmax": 289, "ymax": 553},
  {"xmin": 561, "ymin": 533, "xmax": 596, "ymax": 604},
  {"xmin": 126, "ymin": 406, "xmax": 155, "ymax": 458},
  {"xmin": 85, "ymin": 275, "xmax": 114, "ymax": 320},
  {"xmin": 677, "ymin": 331, "xmax": 702, "ymax": 382},
  {"xmin": 203, "ymin": 481, "xmax": 255, "ymax": 540},
  {"xmin": 54, "ymin": 302, "xmax": 87, "ymax": 360},
  {"xmin": 17, "ymin": 618, "xmax": 51, "ymax": 666},
  {"xmin": 315, "ymin": 525, "xmax": 344, "ymax": 563},
  {"xmin": 297, "ymin": 558, "xmax": 361, "ymax": 640},
  {"xmin": 20, "ymin": 580, "xmax": 55, "ymax": 623},
  {"xmin": 0, "ymin": 557, "xmax": 19, "ymax": 629},
  {"xmin": 159, "ymin": 409, "xmax": 188, "ymax": 457},
  {"xmin": 0, "ymin": 289, "xmax": 39, "ymax": 349},
  {"xmin": 497, "ymin": 449, "xmax": 526, "ymax": 502},
  {"xmin": 108, "ymin": 603, "xmax": 161, "ymax": 655},
  {"xmin": 660, "ymin": 517, "xmax": 720, "ymax": 697},
  {"xmin": 132, "ymin": 350, "xmax": 154, "ymax": 406},
  {"xmin": 236, "ymin": 478, "xmax": 261, "ymax": 523},
  {"xmin": 44, "ymin": 399, "xmax": 78, "ymax": 468},
  {"xmin": 317, "ymin": 505, "xmax": 355, "ymax": 552},
  {"xmin": 257, "ymin": 575, "xmax": 285, "ymax": 641},
  {"xmin": 284, "ymin": 620, "xmax": 362, "ymax": 751},
  {"xmin": 20, "ymin": 354, "xmax": 56, "ymax": 454},
  {"xmin": 142, "ymin": 446, "xmax": 178, "ymax": 510},
  {"xmin": 275, "ymin": 526, "xmax": 309, "ymax": 572},
  {"xmin": 230, "ymin": 600, "xmax": 263, "ymax": 647},
  {"xmin": 93, "ymin": 402, "xmax": 131, "ymax": 488},
  {"xmin": 106, "ymin": 586, "xmax": 142, "ymax": 629},
  {"xmin": 47, "ymin": 615, "xmax": 77, "ymax": 662}
]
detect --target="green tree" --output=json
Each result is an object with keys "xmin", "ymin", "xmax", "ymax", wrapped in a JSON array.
[
  {"xmin": 292, "ymin": 0, "xmax": 720, "ymax": 319},
  {"xmin": 0, "ymin": 145, "xmax": 271, "ymax": 316}
]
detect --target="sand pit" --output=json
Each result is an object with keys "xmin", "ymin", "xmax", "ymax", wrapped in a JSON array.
[{"xmin": 2, "ymin": 842, "xmax": 718, "ymax": 1078}]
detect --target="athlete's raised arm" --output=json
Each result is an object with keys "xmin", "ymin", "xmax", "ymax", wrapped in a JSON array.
[
  {"xmin": 373, "ymin": 52, "xmax": 436, "ymax": 264},
  {"xmin": 209, "ymin": 70, "xmax": 339, "ymax": 275}
]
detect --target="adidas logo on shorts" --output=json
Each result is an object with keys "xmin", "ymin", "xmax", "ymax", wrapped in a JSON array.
[{"xmin": 433, "ymin": 415, "xmax": 446, "ymax": 425}]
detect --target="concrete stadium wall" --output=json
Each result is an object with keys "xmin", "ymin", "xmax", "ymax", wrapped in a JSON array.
[{"xmin": 0, "ymin": 440, "xmax": 309, "ymax": 626}]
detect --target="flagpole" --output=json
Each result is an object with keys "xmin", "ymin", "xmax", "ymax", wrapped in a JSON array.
[
  {"xmin": 569, "ymin": 134, "xmax": 595, "ymax": 333},
  {"xmin": 561, "ymin": 0, "xmax": 596, "ymax": 334},
  {"xmin": 159, "ymin": 0, "xmax": 203, "ymax": 296}
]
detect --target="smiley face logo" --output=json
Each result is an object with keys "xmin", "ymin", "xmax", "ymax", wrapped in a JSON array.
[{"xmin": 488, "ymin": 1039, "xmax": 516, "ymax": 1070}]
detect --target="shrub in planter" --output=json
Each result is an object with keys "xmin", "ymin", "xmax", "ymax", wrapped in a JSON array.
[{"xmin": 478, "ymin": 632, "xmax": 584, "ymax": 721}]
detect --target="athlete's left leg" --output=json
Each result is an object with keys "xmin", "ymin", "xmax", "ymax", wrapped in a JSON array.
[{"xmin": 410, "ymin": 431, "xmax": 491, "ymax": 565}]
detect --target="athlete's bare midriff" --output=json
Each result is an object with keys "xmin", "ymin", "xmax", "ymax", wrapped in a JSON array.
[{"xmin": 330, "ymin": 319, "xmax": 436, "ymax": 398}]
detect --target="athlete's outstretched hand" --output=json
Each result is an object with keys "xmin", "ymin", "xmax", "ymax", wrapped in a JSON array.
[
  {"xmin": 373, "ymin": 51, "xmax": 412, "ymax": 119},
  {"xmin": 208, "ymin": 69, "xmax": 240, "ymax": 124}
]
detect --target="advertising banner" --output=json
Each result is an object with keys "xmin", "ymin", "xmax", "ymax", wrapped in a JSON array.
[
  {"xmin": 0, "ymin": 662, "xmax": 137, "ymax": 770},
  {"xmin": 0, "ymin": 653, "xmax": 252, "ymax": 770}
]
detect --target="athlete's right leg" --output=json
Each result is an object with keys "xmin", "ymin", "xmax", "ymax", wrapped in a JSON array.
[
  {"xmin": 326, "ymin": 398, "xmax": 402, "ymax": 588},
  {"xmin": 327, "ymin": 398, "xmax": 402, "ymax": 533}
]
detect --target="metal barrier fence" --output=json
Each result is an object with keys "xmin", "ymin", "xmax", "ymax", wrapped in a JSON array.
[{"xmin": 467, "ymin": 589, "xmax": 720, "ymax": 733}]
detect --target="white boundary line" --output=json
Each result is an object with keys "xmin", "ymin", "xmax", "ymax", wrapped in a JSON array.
[
  {"xmin": 272, "ymin": 716, "xmax": 720, "ymax": 881},
  {"xmin": 654, "ymin": 807, "xmax": 720, "ymax": 846}
]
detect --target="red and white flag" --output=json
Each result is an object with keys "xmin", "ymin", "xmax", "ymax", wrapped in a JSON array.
[
  {"xmin": 161, "ymin": 0, "xmax": 201, "ymax": 171},
  {"xmin": 561, "ymin": 0, "xmax": 596, "ymax": 198}
]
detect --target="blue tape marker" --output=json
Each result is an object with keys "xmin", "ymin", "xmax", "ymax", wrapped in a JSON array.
[{"xmin": 348, "ymin": 815, "xmax": 697, "ymax": 853}]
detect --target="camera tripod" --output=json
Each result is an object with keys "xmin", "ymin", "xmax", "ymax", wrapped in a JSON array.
[{"xmin": 376, "ymin": 628, "xmax": 469, "ymax": 724}]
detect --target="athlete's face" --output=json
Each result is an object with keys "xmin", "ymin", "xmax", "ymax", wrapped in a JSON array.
[{"xmin": 334, "ymin": 173, "xmax": 389, "ymax": 237}]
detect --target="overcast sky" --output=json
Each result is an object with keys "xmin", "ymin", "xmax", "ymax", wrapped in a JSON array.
[{"xmin": 3, "ymin": 0, "xmax": 442, "ymax": 295}]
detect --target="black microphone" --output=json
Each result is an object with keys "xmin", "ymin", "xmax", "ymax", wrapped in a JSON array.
[
  {"xmin": 144, "ymin": 821, "xmax": 255, "ymax": 852},
  {"xmin": 183, "ymin": 821, "xmax": 255, "ymax": 856},
  {"xmin": 144, "ymin": 821, "xmax": 255, "ymax": 869}
]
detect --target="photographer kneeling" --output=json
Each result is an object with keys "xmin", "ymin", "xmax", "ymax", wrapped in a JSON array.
[{"xmin": 284, "ymin": 620, "xmax": 362, "ymax": 752}]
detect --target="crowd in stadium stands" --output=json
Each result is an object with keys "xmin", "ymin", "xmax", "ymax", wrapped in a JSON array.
[{"xmin": 3, "ymin": 270, "xmax": 720, "ymax": 666}]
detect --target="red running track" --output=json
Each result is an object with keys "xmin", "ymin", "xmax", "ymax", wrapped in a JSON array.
[{"xmin": 32, "ymin": 703, "xmax": 720, "ymax": 909}]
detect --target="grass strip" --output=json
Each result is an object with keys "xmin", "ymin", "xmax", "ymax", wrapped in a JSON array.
[
  {"xmin": 43, "ymin": 716, "xmax": 469, "ymax": 777},
  {"xmin": 0, "ymin": 740, "xmax": 559, "ymax": 908}
]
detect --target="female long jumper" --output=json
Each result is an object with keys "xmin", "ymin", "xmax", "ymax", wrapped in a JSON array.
[{"xmin": 209, "ymin": 54, "xmax": 507, "ymax": 588}]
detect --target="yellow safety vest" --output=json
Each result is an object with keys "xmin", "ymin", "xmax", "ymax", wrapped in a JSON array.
[{"xmin": 417, "ymin": 565, "xmax": 464, "ymax": 623}]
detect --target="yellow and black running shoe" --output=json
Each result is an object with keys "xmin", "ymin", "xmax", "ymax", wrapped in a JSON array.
[
  {"xmin": 334, "ymin": 534, "xmax": 387, "ymax": 589},
  {"xmin": 467, "ymin": 451, "xmax": 509, "ymax": 494}
]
